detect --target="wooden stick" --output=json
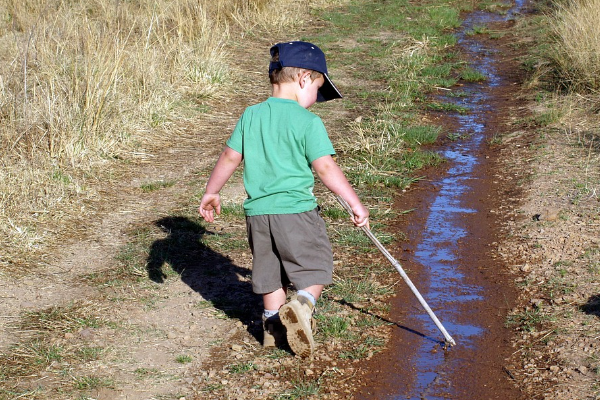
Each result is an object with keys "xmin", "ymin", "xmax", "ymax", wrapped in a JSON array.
[{"xmin": 335, "ymin": 195, "xmax": 456, "ymax": 346}]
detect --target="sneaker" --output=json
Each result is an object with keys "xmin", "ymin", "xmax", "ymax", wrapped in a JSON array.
[
  {"xmin": 279, "ymin": 294, "xmax": 315, "ymax": 357},
  {"xmin": 262, "ymin": 314, "xmax": 286, "ymax": 348}
]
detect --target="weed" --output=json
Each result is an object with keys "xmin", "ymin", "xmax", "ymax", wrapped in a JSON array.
[
  {"xmin": 76, "ymin": 347, "xmax": 105, "ymax": 362},
  {"xmin": 355, "ymin": 314, "xmax": 386, "ymax": 328},
  {"xmin": 202, "ymin": 383, "xmax": 225, "ymax": 392},
  {"xmin": 488, "ymin": 133, "xmax": 503, "ymax": 145},
  {"xmin": 266, "ymin": 348, "xmax": 290, "ymax": 359},
  {"xmin": 219, "ymin": 203, "xmax": 245, "ymax": 219},
  {"xmin": 364, "ymin": 336, "xmax": 386, "ymax": 347},
  {"xmin": 403, "ymin": 125, "xmax": 441, "ymax": 145},
  {"xmin": 317, "ymin": 315, "xmax": 350, "ymax": 338},
  {"xmin": 460, "ymin": 67, "xmax": 487, "ymax": 82},
  {"xmin": 550, "ymin": 0, "xmax": 600, "ymax": 91},
  {"xmin": 227, "ymin": 362, "xmax": 255, "ymax": 374},
  {"xmin": 466, "ymin": 25, "xmax": 490, "ymax": 35},
  {"xmin": 339, "ymin": 344, "xmax": 369, "ymax": 359},
  {"xmin": 427, "ymin": 102, "xmax": 469, "ymax": 114},
  {"xmin": 447, "ymin": 132, "xmax": 469, "ymax": 141},
  {"xmin": 134, "ymin": 367, "xmax": 162, "ymax": 379},
  {"xmin": 140, "ymin": 180, "xmax": 176, "ymax": 192},
  {"xmin": 276, "ymin": 381, "xmax": 320, "ymax": 399},
  {"xmin": 73, "ymin": 375, "xmax": 113, "ymax": 390},
  {"xmin": 506, "ymin": 308, "xmax": 550, "ymax": 332},
  {"xmin": 330, "ymin": 278, "xmax": 394, "ymax": 303},
  {"xmin": 21, "ymin": 301, "xmax": 106, "ymax": 333},
  {"xmin": 176, "ymin": 355, "xmax": 193, "ymax": 364}
]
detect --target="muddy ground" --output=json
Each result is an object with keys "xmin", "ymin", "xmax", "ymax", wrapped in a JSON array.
[{"xmin": 1, "ymin": 1, "xmax": 599, "ymax": 400}]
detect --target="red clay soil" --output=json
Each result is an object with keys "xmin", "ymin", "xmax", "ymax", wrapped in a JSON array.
[{"xmin": 350, "ymin": 18, "xmax": 535, "ymax": 400}]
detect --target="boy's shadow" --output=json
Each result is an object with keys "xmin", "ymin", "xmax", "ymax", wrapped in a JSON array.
[
  {"xmin": 146, "ymin": 216, "xmax": 262, "ymax": 341},
  {"xmin": 580, "ymin": 294, "xmax": 600, "ymax": 318}
]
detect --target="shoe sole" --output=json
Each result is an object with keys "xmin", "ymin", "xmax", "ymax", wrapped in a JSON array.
[{"xmin": 279, "ymin": 301, "xmax": 314, "ymax": 357}]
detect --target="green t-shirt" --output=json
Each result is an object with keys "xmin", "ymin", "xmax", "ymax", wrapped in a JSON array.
[{"xmin": 226, "ymin": 97, "xmax": 335, "ymax": 216}]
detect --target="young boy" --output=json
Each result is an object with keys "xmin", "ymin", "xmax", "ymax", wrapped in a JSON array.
[{"xmin": 199, "ymin": 41, "xmax": 369, "ymax": 357}]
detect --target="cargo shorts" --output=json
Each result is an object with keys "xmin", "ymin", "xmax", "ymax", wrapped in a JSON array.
[{"xmin": 246, "ymin": 208, "xmax": 334, "ymax": 294}]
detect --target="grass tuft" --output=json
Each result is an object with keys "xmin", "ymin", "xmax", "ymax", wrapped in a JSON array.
[{"xmin": 550, "ymin": 0, "xmax": 600, "ymax": 92}]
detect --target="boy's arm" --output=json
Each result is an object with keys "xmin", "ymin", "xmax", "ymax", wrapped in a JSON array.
[
  {"xmin": 199, "ymin": 146, "xmax": 243, "ymax": 222},
  {"xmin": 312, "ymin": 155, "xmax": 369, "ymax": 228}
]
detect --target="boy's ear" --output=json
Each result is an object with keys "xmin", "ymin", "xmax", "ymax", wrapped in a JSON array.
[{"xmin": 298, "ymin": 71, "xmax": 312, "ymax": 88}]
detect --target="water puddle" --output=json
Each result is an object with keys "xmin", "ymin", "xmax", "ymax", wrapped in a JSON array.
[
  {"xmin": 357, "ymin": 1, "xmax": 528, "ymax": 399},
  {"xmin": 399, "ymin": 2, "xmax": 527, "ymax": 398}
]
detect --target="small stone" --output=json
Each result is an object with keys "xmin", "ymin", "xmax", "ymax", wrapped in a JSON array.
[
  {"xmin": 231, "ymin": 344, "xmax": 243, "ymax": 352},
  {"xmin": 549, "ymin": 365, "xmax": 560, "ymax": 373},
  {"xmin": 578, "ymin": 366, "xmax": 588, "ymax": 374},
  {"xmin": 305, "ymin": 369, "xmax": 314, "ymax": 376},
  {"xmin": 78, "ymin": 328, "xmax": 95, "ymax": 339},
  {"xmin": 531, "ymin": 298, "xmax": 544, "ymax": 308}
]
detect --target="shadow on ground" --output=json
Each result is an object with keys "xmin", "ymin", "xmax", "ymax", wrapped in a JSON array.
[
  {"xmin": 146, "ymin": 216, "xmax": 262, "ymax": 341},
  {"xmin": 580, "ymin": 294, "xmax": 600, "ymax": 318}
]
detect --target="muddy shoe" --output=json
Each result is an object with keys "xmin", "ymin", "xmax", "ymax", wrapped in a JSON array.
[
  {"xmin": 279, "ymin": 295, "xmax": 315, "ymax": 357},
  {"xmin": 263, "ymin": 315, "xmax": 286, "ymax": 348}
]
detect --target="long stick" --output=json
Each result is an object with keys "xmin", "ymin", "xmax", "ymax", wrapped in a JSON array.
[{"xmin": 335, "ymin": 196, "xmax": 456, "ymax": 346}]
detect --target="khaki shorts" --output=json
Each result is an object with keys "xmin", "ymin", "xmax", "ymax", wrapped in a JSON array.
[{"xmin": 246, "ymin": 209, "xmax": 333, "ymax": 294}]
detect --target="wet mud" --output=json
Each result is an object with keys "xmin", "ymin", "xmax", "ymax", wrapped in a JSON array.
[{"xmin": 354, "ymin": 1, "xmax": 530, "ymax": 399}]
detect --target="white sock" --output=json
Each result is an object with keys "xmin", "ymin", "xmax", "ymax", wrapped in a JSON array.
[
  {"xmin": 297, "ymin": 290, "xmax": 316, "ymax": 306},
  {"xmin": 263, "ymin": 309, "xmax": 279, "ymax": 319}
]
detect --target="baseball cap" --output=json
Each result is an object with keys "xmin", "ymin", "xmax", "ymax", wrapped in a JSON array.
[{"xmin": 269, "ymin": 41, "xmax": 342, "ymax": 102}]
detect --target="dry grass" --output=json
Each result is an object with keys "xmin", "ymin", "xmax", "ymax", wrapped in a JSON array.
[
  {"xmin": 550, "ymin": 0, "xmax": 600, "ymax": 92},
  {"xmin": 0, "ymin": 0, "xmax": 320, "ymax": 272}
]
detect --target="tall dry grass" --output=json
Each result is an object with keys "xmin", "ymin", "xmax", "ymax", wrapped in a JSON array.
[
  {"xmin": 551, "ymin": 0, "xmax": 600, "ymax": 92},
  {"xmin": 0, "ymin": 0, "xmax": 314, "ymax": 270}
]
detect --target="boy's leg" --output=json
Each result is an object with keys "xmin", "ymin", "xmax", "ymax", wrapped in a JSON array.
[
  {"xmin": 299, "ymin": 285, "xmax": 323, "ymax": 302},
  {"xmin": 279, "ymin": 284, "xmax": 324, "ymax": 357},
  {"xmin": 263, "ymin": 288, "xmax": 287, "ymax": 310},
  {"xmin": 262, "ymin": 288, "xmax": 287, "ymax": 348},
  {"xmin": 247, "ymin": 214, "xmax": 291, "ymax": 348}
]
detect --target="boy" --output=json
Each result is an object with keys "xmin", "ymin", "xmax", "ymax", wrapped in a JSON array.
[{"xmin": 199, "ymin": 41, "xmax": 369, "ymax": 357}]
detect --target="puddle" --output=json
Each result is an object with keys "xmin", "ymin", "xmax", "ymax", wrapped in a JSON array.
[
  {"xmin": 354, "ymin": 1, "xmax": 529, "ymax": 399},
  {"xmin": 400, "ymin": 2, "xmax": 528, "ymax": 399}
]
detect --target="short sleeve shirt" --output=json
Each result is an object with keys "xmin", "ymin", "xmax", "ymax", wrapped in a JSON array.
[{"xmin": 226, "ymin": 97, "xmax": 335, "ymax": 216}]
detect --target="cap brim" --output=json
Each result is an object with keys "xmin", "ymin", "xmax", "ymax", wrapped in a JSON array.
[{"xmin": 317, "ymin": 73, "xmax": 342, "ymax": 102}]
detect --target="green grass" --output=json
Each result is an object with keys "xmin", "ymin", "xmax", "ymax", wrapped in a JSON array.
[
  {"xmin": 460, "ymin": 67, "xmax": 487, "ymax": 82},
  {"xmin": 466, "ymin": 25, "xmax": 490, "ymax": 35},
  {"xmin": 140, "ymin": 180, "xmax": 176, "ymax": 192},
  {"xmin": 506, "ymin": 308, "xmax": 551, "ymax": 332},
  {"xmin": 134, "ymin": 367, "xmax": 163, "ymax": 379},
  {"xmin": 73, "ymin": 375, "xmax": 113, "ymax": 390},
  {"xmin": 276, "ymin": 381, "xmax": 320, "ymax": 399},
  {"xmin": 330, "ymin": 278, "xmax": 394, "ymax": 303},
  {"xmin": 219, "ymin": 203, "xmax": 245, "ymax": 218},
  {"xmin": 316, "ymin": 315, "xmax": 350, "ymax": 338},
  {"xmin": 427, "ymin": 101, "xmax": 469, "ymax": 114},
  {"xmin": 176, "ymin": 355, "xmax": 193, "ymax": 364},
  {"xmin": 227, "ymin": 362, "xmax": 255, "ymax": 374}
]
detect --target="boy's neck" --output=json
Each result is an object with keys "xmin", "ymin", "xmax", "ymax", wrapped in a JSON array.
[{"xmin": 271, "ymin": 82, "xmax": 299, "ymax": 102}]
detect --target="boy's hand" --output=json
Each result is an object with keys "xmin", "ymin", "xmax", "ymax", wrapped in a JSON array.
[
  {"xmin": 199, "ymin": 193, "xmax": 221, "ymax": 222},
  {"xmin": 352, "ymin": 204, "xmax": 370, "ymax": 229}
]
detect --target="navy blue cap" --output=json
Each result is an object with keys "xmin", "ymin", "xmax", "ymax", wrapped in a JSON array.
[{"xmin": 269, "ymin": 41, "xmax": 342, "ymax": 102}]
